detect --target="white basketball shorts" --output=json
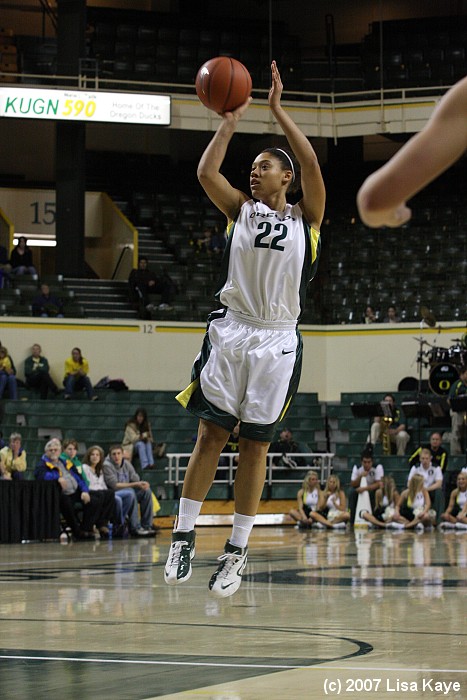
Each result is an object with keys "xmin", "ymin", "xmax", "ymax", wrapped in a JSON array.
[{"xmin": 176, "ymin": 309, "xmax": 303, "ymax": 441}]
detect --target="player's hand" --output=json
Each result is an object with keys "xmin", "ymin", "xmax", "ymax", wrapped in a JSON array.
[
  {"xmin": 268, "ymin": 60, "xmax": 283, "ymax": 109},
  {"xmin": 382, "ymin": 203, "xmax": 412, "ymax": 227},
  {"xmin": 222, "ymin": 97, "xmax": 252, "ymax": 122},
  {"xmin": 359, "ymin": 201, "xmax": 412, "ymax": 228}
]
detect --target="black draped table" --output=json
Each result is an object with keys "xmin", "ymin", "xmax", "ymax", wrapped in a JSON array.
[{"xmin": 0, "ymin": 480, "xmax": 61, "ymax": 543}]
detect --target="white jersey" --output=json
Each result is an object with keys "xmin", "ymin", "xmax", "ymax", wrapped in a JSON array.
[
  {"xmin": 408, "ymin": 464, "xmax": 443, "ymax": 488},
  {"xmin": 326, "ymin": 493, "xmax": 341, "ymax": 512},
  {"xmin": 456, "ymin": 490, "xmax": 467, "ymax": 508},
  {"xmin": 351, "ymin": 463, "xmax": 384, "ymax": 485},
  {"xmin": 304, "ymin": 489, "xmax": 320, "ymax": 510},
  {"xmin": 216, "ymin": 199, "xmax": 320, "ymax": 323},
  {"xmin": 408, "ymin": 490, "xmax": 426, "ymax": 510}
]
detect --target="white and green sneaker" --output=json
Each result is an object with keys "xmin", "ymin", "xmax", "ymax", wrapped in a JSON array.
[
  {"xmin": 208, "ymin": 540, "xmax": 248, "ymax": 598},
  {"xmin": 164, "ymin": 530, "xmax": 196, "ymax": 585}
]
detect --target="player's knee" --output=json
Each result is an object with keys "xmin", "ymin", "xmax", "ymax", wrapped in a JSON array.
[
  {"xmin": 197, "ymin": 420, "xmax": 230, "ymax": 449},
  {"xmin": 238, "ymin": 437, "xmax": 270, "ymax": 459}
]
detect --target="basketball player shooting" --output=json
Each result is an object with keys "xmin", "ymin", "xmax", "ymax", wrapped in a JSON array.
[{"xmin": 164, "ymin": 60, "xmax": 325, "ymax": 598}]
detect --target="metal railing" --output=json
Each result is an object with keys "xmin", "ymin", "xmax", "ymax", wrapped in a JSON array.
[
  {"xmin": 165, "ymin": 452, "xmax": 335, "ymax": 498},
  {"xmin": 0, "ymin": 69, "xmax": 452, "ymax": 137}
]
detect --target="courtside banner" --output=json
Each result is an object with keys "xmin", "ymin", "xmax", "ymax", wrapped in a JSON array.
[{"xmin": 0, "ymin": 87, "xmax": 171, "ymax": 125}]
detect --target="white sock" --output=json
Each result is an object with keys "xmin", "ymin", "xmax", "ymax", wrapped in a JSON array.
[
  {"xmin": 390, "ymin": 522, "xmax": 405, "ymax": 529},
  {"xmin": 332, "ymin": 522, "xmax": 346, "ymax": 529},
  {"xmin": 175, "ymin": 497, "xmax": 203, "ymax": 532},
  {"xmin": 230, "ymin": 512, "xmax": 255, "ymax": 549}
]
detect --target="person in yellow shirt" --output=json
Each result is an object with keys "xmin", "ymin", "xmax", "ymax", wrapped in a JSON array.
[
  {"xmin": 63, "ymin": 347, "xmax": 98, "ymax": 401},
  {"xmin": 0, "ymin": 432, "xmax": 27, "ymax": 480},
  {"xmin": 0, "ymin": 346, "xmax": 17, "ymax": 400}
]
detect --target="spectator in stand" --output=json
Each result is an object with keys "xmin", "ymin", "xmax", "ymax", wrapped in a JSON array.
[
  {"xmin": 32, "ymin": 283, "xmax": 64, "ymax": 317},
  {"xmin": 369, "ymin": 393, "xmax": 410, "ymax": 456},
  {"xmin": 363, "ymin": 305, "xmax": 378, "ymax": 323},
  {"xmin": 270, "ymin": 427, "xmax": 308, "ymax": 468},
  {"xmin": 196, "ymin": 226, "xmax": 226, "ymax": 256},
  {"xmin": 103, "ymin": 444, "xmax": 155, "ymax": 537},
  {"xmin": 122, "ymin": 408, "xmax": 155, "ymax": 470},
  {"xmin": 24, "ymin": 343, "xmax": 59, "ymax": 399},
  {"xmin": 209, "ymin": 225, "xmax": 226, "ymax": 256},
  {"xmin": 35, "ymin": 438, "xmax": 102, "ymax": 540},
  {"xmin": 195, "ymin": 227, "xmax": 213, "ymax": 254},
  {"xmin": 82, "ymin": 445, "xmax": 128, "ymax": 538},
  {"xmin": 0, "ymin": 432, "xmax": 27, "ymax": 480},
  {"xmin": 348, "ymin": 449, "xmax": 384, "ymax": 524},
  {"xmin": 10, "ymin": 236, "xmax": 37, "ymax": 276},
  {"xmin": 63, "ymin": 347, "xmax": 98, "ymax": 401},
  {"xmin": 409, "ymin": 431, "xmax": 448, "ymax": 472},
  {"xmin": 440, "ymin": 471, "xmax": 467, "ymax": 529},
  {"xmin": 0, "ymin": 346, "xmax": 17, "ymax": 400},
  {"xmin": 62, "ymin": 439, "xmax": 117, "ymax": 538},
  {"xmin": 61, "ymin": 438, "xmax": 88, "ymax": 483},
  {"xmin": 128, "ymin": 256, "xmax": 176, "ymax": 317},
  {"xmin": 0, "ymin": 341, "xmax": 16, "ymax": 374},
  {"xmin": 383, "ymin": 305, "xmax": 401, "ymax": 323},
  {"xmin": 409, "ymin": 430, "xmax": 452, "ymax": 500},
  {"xmin": 407, "ymin": 447, "xmax": 444, "ymax": 523}
]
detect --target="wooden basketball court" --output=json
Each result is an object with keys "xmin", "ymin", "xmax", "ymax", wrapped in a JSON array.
[{"xmin": 0, "ymin": 525, "xmax": 465, "ymax": 699}]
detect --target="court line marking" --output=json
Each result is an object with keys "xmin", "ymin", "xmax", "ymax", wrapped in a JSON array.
[
  {"xmin": 0, "ymin": 654, "xmax": 340, "ymax": 670},
  {"xmin": 312, "ymin": 665, "xmax": 467, "ymax": 674},
  {"xmin": 0, "ymin": 655, "xmax": 466, "ymax": 674}
]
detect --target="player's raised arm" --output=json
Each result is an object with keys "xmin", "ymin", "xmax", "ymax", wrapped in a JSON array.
[
  {"xmin": 197, "ymin": 100, "xmax": 252, "ymax": 220},
  {"xmin": 268, "ymin": 61, "xmax": 325, "ymax": 230},
  {"xmin": 357, "ymin": 75, "xmax": 467, "ymax": 228}
]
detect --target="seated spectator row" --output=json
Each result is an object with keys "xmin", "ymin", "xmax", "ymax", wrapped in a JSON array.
[
  {"xmin": 0, "ymin": 343, "xmax": 100, "ymax": 401},
  {"xmin": 289, "ymin": 450, "xmax": 467, "ymax": 532},
  {"xmin": 0, "ymin": 434, "xmax": 159, "ymax": 540}
]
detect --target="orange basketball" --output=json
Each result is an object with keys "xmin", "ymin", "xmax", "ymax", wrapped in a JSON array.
[{"xmin": 195, "ymin": 56, "xmax": 252, "ymax": 114}]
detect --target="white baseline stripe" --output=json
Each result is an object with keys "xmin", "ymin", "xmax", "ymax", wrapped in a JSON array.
[
  {"xmin": 0, "ymin": 655, "xmax": 466, "ymax": 674},
  {"xmin": 0, "ymin": 654, "xmax": 304, "ymax": 669}
]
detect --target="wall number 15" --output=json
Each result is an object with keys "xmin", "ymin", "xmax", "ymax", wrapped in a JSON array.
[{"xmin": 30, "ymin": 201, "xmax": 56, "ymax": 225}]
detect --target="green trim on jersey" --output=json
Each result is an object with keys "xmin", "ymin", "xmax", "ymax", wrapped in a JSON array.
[
  {"xmin": 214, "ymin": 218, "xmax": 236, "ymax": 306},
  {"xmin": 176, "ymin": 314, "xmax": 304, "ymax": 442},
  {"xmin": 215, "ymin": 205, "xmax": 321, "ymax": 322}
]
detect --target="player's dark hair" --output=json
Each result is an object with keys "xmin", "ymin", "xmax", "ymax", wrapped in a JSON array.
[{"xmin": 261, "ymin": 147, "xmax": 301, "ymax": 194}]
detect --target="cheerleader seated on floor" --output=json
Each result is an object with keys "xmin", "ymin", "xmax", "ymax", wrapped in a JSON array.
[{"xmin": 393, "ymin": 474, "xmax": 436, "ymax": 531}]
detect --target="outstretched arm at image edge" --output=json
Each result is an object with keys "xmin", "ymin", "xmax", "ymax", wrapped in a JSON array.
[{"xmin": 357, "ymin": 76, "xmax": 467, "ymax": 228}]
